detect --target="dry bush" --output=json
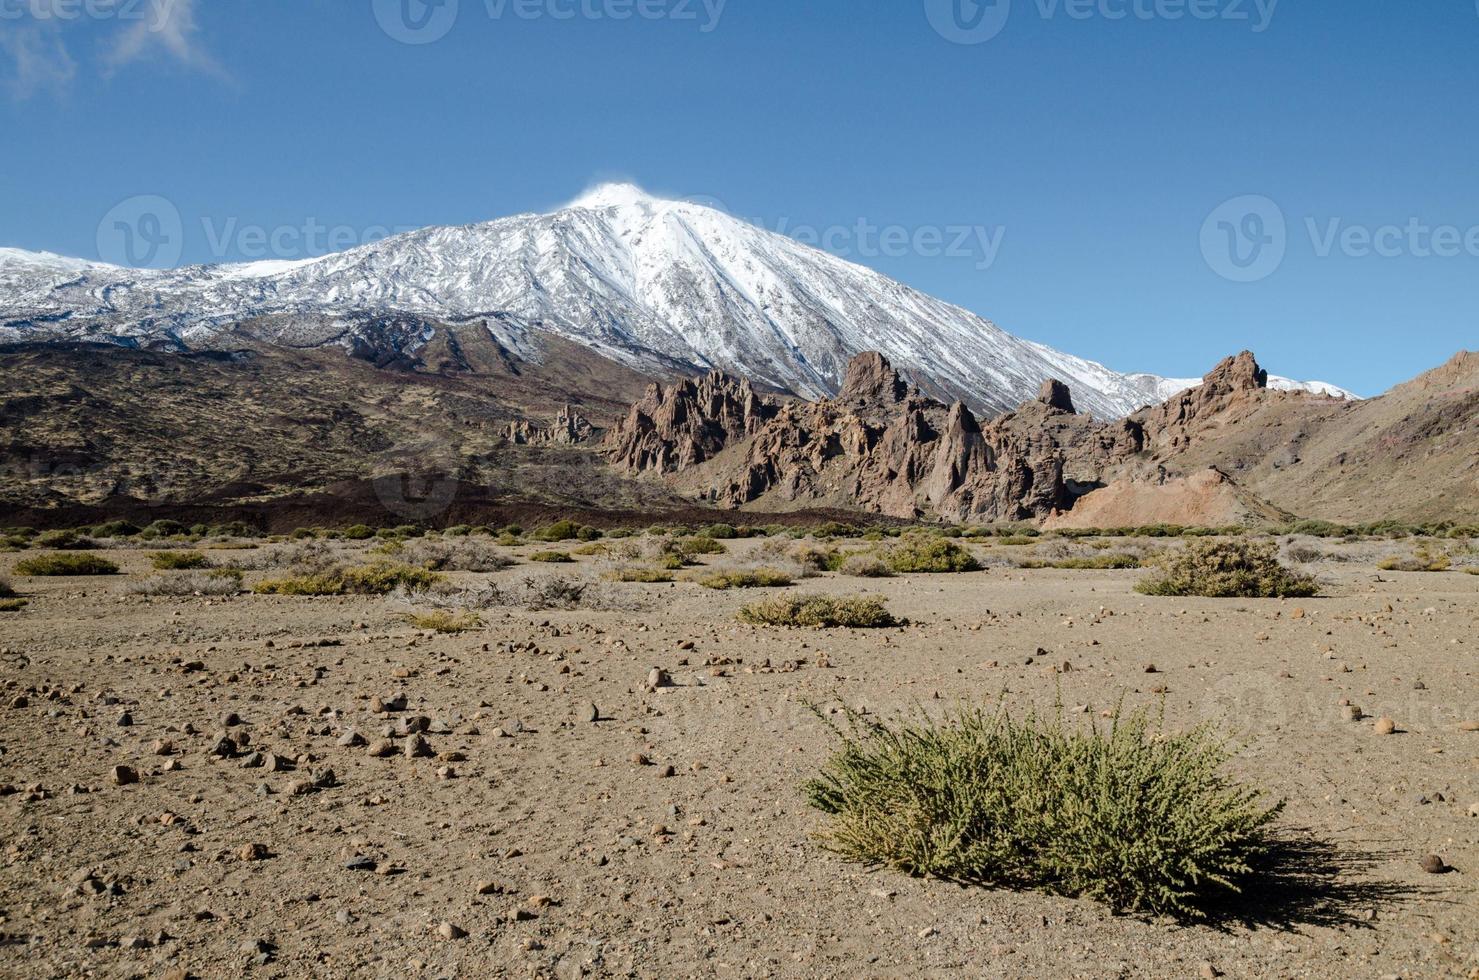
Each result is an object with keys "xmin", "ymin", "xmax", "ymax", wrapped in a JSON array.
[
  {"xmin": 839, "ymin": 553, "xmax": 895, "ymax": 578},
  {"xmin": 402, "ymin": 537, "xmax": 513, "ymax": 572},
  {"xmin": 805, "ymin": 704, "xmax": 1283, "ymax": 920},
  {"xmin": 124, "ymin": 569, "xmax": 245, "ymax": 596},
  {"xmin": 790, "ymin": 543, "xmax": 844, "ymax": 573},
  {"xmin": 224, "ymin": 540, "xmax": 338, "ymax": 572},
  {"xmin": 698, "ymin": 568, "xmax": 795, "ymax": 590},
  {"xmin": 393, "ymin": 574, "xmax": 646, "ymax": 613},
  {"xmin": 1376, "ymin": 545, "xmax": 1452, "ymax": 573},
  {"xmin": 1136, "ymin": 540, "xmax": 1317, "ymax": 598},
  {"xmin": 255, "ymin": 561, "xmax": 440, "ymax": 596},
  {"xmin": 406, "ymin": 609, "xmax": 482, "ymax": 633},
  {"xmin": 609, "ymin": 566, "xmax": 676, "ymax": 583},
  {"xmin": 1017, "ymin": 553, "xmax": 1141, "ymax": 570},
  {"xmin": 738, "ymin": 594, "xmax": 898, "ymax": 628},
  {"xmin": 529, "ymin": 550, "xmax": 575, "ymax": 564}
]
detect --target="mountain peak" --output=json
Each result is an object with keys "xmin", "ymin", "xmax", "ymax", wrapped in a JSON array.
[{"xmin": 566, "ymin": 182, "xmax": 663, "ymax": 211}]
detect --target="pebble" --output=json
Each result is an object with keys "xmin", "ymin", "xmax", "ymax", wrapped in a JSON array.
[
  {"xmin": 110, "ymin": 765, "xmax": 138, "ymax": 786},
  {"xmin": 1459, "ymin": 721, "xmax": 1479, "ymax": 732},
  {"xmin": 1373, "ymin": 717, "xmax": 1397, "ymax": 736},
  {"xmin": 1419, "ymin": 854, "xmax": 1449, "ymax": 874},
  {"xmin": 344, "ymin": 855, "xmax": 377, "ymax": 872},
  {"xmin": 1341, "ymin": 705, "xmax": 1363, "ymax": 722},
  {"xmin": 238, "ymin": 842, "xmax": 270, "ymax": 862},
  {"xmin": 436, "ymin": 922, "xmax": 467, "ymax": 940},
  {"xmin": 405, "ymin": 735, "xmax": 433, "ymax": 758},
  {"xmin": 367, "ymin": 739, "xmax": 397, "ymax": 758}
]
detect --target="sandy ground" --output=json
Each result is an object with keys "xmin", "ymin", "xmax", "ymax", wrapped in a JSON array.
[{"xmin": 0, "ymin": 537, "xmax": 1476, "ymax": 979}]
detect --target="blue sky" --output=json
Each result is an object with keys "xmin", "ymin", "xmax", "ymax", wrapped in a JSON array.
[{"xmin": 2, "ymin": 0, "xmax": 1477, "ymax": 395}]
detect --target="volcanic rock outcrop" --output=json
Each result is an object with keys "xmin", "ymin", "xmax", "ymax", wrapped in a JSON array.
[
  {"xmin": 504, "ymin": 405, "xmax": 599, "ymax": 446},
  {"xmin": 606, "ymin": 352, "xmax": 1108, "ymax": 521}
]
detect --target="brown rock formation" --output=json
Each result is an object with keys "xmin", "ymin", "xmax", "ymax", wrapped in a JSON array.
[
  {"xmin": 1037, "ymin": 378, "xmax": 1076, "ymax": 414},
  {"xmin": 504, "ymin": 404, "xmax": 598, "ymax": 446},
  {"xmin": 603, "ymin": 370, "xmax": 776, "ymax": 473}
]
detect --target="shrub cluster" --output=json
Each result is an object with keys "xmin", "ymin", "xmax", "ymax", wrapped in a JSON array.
[
  {"xmin": 738, "ymin": 594, "xmax": 898, "ymax": 628},
  {"xmin": 255, "ymin": 561, "xmax": 440, "ymax": 596},
  {"xmin": 406, "ymin": 610, "xmax": 482, "ymax": 633},
  {"xmin": 14, "ymin": 553, "xmax": 120, "ymax": 576},
  {"xmin": 150, "ymin": 550, "xmax": 211, "ymax": 570},
  {"xmin": 125, "ymin": 569, "xmax": 244, "ymax": 596},
  {"xmin": 1136, "ymin": 540, "xmax": 1317, "ymax": 598},
  {"xmin": 839, "ymin": 554, "xmax": 895, "ymax": 578},
  {"xmin": 804, "ymin": 704, "xmax": 1284, "ymax": 919},
  {"xmin": 698, "ymin": 568, "xmax": 795, "ymax": 590},
  {"xmin": 886, "ymin": 533, "xmax": 980, "ymax": 574},
  {"xmin": 529, "ymin": 550, "xmax": 575, "ymax": 564}
]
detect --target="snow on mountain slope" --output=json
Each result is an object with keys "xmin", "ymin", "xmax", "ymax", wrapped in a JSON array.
[{"xmin": 0, "ymin": 184, "xmax": 1356, "ymax": 418}]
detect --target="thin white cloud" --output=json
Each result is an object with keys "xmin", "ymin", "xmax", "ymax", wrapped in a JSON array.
[
  {"xmin": 0, "ymin": 0, "xmax": 226, "ymax": 99},
  {"xmin": 0, "ymin": 22, "xmax": 77, "ymax": 99},
  {"xmin": 104, "ymin": 0, "xmax": 224, "ymax": 78}
]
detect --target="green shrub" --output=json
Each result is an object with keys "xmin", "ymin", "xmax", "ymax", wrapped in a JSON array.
[
  {"xmin": 533, "ymin": 520, "xmax": 583, "ymax": 542},
  {"xmin": 443, "ymin": 524, "xmax": 473, "ymax": 537},
  {"xmin": 0, "ymin": 598, "xmax": 26, "ymax": 612},
  {"xmin": 886, "ymin": 532, "xmax": 980, "ymax": 573},
  {"xmin": 255, "ymin": 561, "xmax": 440, "ymax": 596},
  {"xmin": 699, "ymin": 568, "xmax": 795, "ymax": 590},
  {"xmin": 343, "ymin": 524, "xmax": 375, "ymax": 540},
  {"xmin": 89, "ymin": 520, "xmax": 141, "ymax": 538},
  {"xmin": 407, "ymin": 610, "xmax": 481, "ymax": 633},
  {"xmin": 700, "ymin": 523, "xmax": 739, "ymax": 539},
  {"xmin": 529, "ymin": 550, "xmax": 575, "ymax": 563},
  {"xmin": 1136, "ymin": 541, "xmax": 1317, "ymax": 598},
  {"xmin": 996, "ymin": 535, "xmax": 1037, "ymax": 547},
  {"xmin": 15, "ymin": 553, "xmax": 119, "ymax": 576},
  {"xmin": 34, "ymin": 529, "xmax": 92, "ymax": 550},
  {"xmin": 738, "ymin": 594, "xmax": 898, "ymax": 628},
  {"xmin": 151, "ymin": 550, "xmax": 210, "ymax": 570},
  {"xmin": 137, "ymin": 519, "xmax": 186, "ymax": 540},
  {"xmin": 804, "ymin": 704, "xmax": 1283, "ymax": 920},
  {"xmin": 610, "ymin": 566, "xmax": 676, "ymax": 583},
  {"xmin": 672, "ymin": 535, "xmax": 726, "ymax": 557}
]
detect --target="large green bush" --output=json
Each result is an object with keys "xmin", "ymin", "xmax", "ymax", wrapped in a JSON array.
[
  {"xmin": 804, "ymin": 704, "xmax": 1283, "ymax": 919},
  {"xmin": 1136, "ymin": 540, "xmax": 1317, "ymax": 598},
  {"xmin": 886, "ymin": 532, "xmax": 980, "ymax": 573},
  {"xmin": 14, "ymin": 553, "xmax": 119, "ymax": 576},
  {"xmin": 151, "ymin": 550, "xmax": 210, "ymax": 570}
]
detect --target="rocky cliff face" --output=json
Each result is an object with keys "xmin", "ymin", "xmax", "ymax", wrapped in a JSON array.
[
  {"xmin": 604, "ymin": 371, "xmax": 776, "ymax": 474},
  {"xmin": 604, "ymin": 352, "xmax": 1128, "ymax": 522}
]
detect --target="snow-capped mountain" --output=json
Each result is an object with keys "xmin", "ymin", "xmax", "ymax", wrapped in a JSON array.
[{"xmin": 0, "ymin": 184, "xmax": 1354, "ymax": 418}]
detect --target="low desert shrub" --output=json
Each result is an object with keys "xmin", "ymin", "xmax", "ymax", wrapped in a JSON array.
[
  {"xmin": 256, "ymin": 561, "xmax": 440, "ymax": 596},
  {"xmin": 14, "ymin": 553, "xmax": 119, "ymax": 576},
  {"xmin": 791, "ymin": 544, "xmax": 845, "ymax": 573},
  {"xmin": 89, "ymin": 520, "xmax": 141, "ymax": 538},
  {"xmin": 343, "ymin": 524, "xmax": 376, "ymax": 540},
  {"xmin": 804, "ymin": 704, "xmax": 1283, "ymax": 919},
  {"xmin": 673, "ymin": 535, "xmax": 726, "ymax": 557},
  {"xmin": 840, "ymin": 554, "xmax": 895, "ymax": 578},
  {"xmin": 406, "ymin": 609, "xmax": 482, "ymax": 633},
  {"xmin": 151, "ymin": 550, "xmax": 210, "ymax": 571},
  {"xmin": 34, "ymin": 529, "xmax": 93, "ymax": 550},
  {"xmin": 699, "ymin": 568, "xmax": 795, "ymax": 590},
  {"xmin": 1018, "ymin": 553, "xmax": 1142, "ymax": 570},
  {"xmin": 125, "ymin": 569, "xmax": 244, "ymax": 596},
  {"xmin": 1136, "ymin": 540, "xmax": 1317, "ymax": 598},
  {"xmin": 738, "ymin": 594, "xmax": 898, "ymax": 629},
  {"xmin": 0, "ymin": 598, "xmax": 26, "ymax": 612},
  {"xmin": 1376, "ymin": 545, "xmax": 1451, "ymax": 573},
  {"xmin": 886, "ymin": 533, "xmax": 980, "ymax": 574},
  {"xmin": 532, "ymin": 520, "xmax": 601, "ymax": 542},
  {"xmin": 610, "ymin": 566, "xmax": 676, "ymax": 583},
  {"xmin": 529, "ymin": 550, "xmax": 575, "ymax": 564},
  {"xmin": 403, "ymin": 538, "xmax": 514, "ymax": 572}
]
